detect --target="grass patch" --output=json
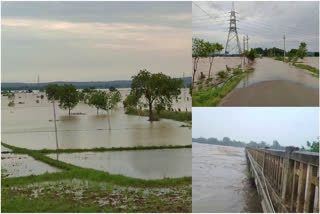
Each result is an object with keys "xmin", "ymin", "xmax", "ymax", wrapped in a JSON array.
[
  {"xmin": 293, "ymin": 63, "xmax": 319, "ymax": 78},
  {"xmin": 126, "ymin": 109, "xmax": 191, "ymax": 122},
  {"xmin": 192, "ymin": 71, "xmax": 250, "ymax": 106}
]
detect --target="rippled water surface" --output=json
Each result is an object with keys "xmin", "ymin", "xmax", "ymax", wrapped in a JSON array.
[
  {"xmin": 47, "ymin": 148, "xmax": 191, "ymax": 179},
  {"xmin": 192, "ymin": 143, "xmax": 262, "ymax": 213},
  {"xmin": 2, "ymin": 89, "xmax": 191, "ymax": 150}
]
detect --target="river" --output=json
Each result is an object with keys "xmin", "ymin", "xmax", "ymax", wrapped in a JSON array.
[{"xmin": 192, "ymin": 143, "xmax": 262, "ymax": 213}]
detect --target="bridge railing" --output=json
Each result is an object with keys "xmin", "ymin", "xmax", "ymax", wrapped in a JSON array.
[{"xmin": 246, "ymin": 147, "xmax": 319, "ymax": 213}]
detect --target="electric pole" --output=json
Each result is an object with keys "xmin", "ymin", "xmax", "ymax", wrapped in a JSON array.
[
  {"xmin": 283, "ymin": 34, "xmax": 286, "ymax": 62},
  {"xmin": 225, "ymin": 1, "xmax": 242, "ymax": 55},
  {"xmin": 243, "ymin": 36, "xmax": 246, "ymax": 68},
  {"xmin": 246, "ymin": 35, "xmax": 249, "ymax": 51}
]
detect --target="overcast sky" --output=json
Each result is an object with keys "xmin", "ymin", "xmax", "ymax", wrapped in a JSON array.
[
  {"xmin": 2, "ymin": 1, "xmax": 191, "ymax": 83},
  {"xmin": 193, "ymin": 1, "xmax": 319, "ymax": 53},
  {"xmin": 192, "ymin": 107, "xmax": 319, "ymax": 147}
]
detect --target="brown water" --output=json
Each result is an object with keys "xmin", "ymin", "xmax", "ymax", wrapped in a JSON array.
[
  {"xmin": 1, "ymin": 153, "xmax": 61, "ymax": 178},
  {"xmin": 47, "ymin": 148, "xmax": 191, "ymax": 179},
  {"xmin": 192, "ymin": 143, "xmax": 262, "ymax": 213},
  {"xmin": 1, "ymin": 89, "xmax": 191, "ymax": 150},
  {"xmin": 237, "ymin": 58, "xmax": 319, "ymax": 89}
]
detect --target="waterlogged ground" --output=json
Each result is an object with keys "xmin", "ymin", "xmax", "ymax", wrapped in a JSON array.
[
  {"xmin": 192, "ymin": 143, "xmax": 262, "ymax": 213},
  {"xmin": 47, "ymin": 149, "xmax": 191, "ymax": 179},
  {"xmin": 1, "ymin": 153, "xmax": 61, "ymax": 178},
  {"xmin": 2, "ymin": 89, "xmax": 191, "ymax": 150},
  {"xmin": 2, "ymin": 179, "xmax": 191, "ymax": 212},
  {"xmin": 296, "ymin": 57, "xmax": 319, "ymax": 69},
  {"xmin": 219, "ymin": 58, "xmax": 319, "ymax": 106}
]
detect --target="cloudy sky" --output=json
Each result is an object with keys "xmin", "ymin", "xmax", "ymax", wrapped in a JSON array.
[
  {"xmin": 2, "ymin": 1, "xmax": 191, "ymax": 83},
  {"xmin": 192, "ymin": 107, "xmax": 319, "ymax": 147},
  {"xmin": 193, "ymin": 1, "xmax": 319, "ymax": 53}
]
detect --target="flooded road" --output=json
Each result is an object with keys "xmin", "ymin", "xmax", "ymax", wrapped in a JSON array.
[
  {"xmin": 1, "ymin": 89, "xmax": 191, "ymax": 150},
  {"xmin": 220, "ymin": 58, "xmax": 319, "ymax": 106},
  {"xmin": 192, "ymin": 143, "xmax": 262, "ymax": 213},
  {"xmin": 47, "ymin": 148, "xmax": 191, "ymax": 179}
]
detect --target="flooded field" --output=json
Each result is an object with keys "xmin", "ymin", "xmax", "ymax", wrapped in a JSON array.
[
  {"xmin": 1, "ymin": 89, "xmax": 191, "ymax": 150},
  {"xmin": 296, "ymin": 57, "xmax": 319, "ymax": 68},
  {"xmin": 1, "ymin": 153, "xmax": 61, "ymax": 178},
  {"xmin": 195, "ymin": 57, "xmax": 242, "ymax": 80},
  {"xmin": 47, "ymin": 148, "xmax": 191, "ymax": 179},
  {"xmin": 219, "ymin": 58, "xmax": 319, "ymax": 106},
  {"xmin": 192, "ymin": 143, "xmax": 262, "ymax": 213}
]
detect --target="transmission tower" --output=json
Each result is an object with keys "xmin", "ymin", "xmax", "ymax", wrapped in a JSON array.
[{"xmin": 225, "ymin": 2, "xmax": 242, "ymax": 55}]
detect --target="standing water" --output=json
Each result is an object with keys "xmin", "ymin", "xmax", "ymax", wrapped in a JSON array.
[{"xmin": 192, "ymin": 143, "xmax": 262, "ymax": 213}]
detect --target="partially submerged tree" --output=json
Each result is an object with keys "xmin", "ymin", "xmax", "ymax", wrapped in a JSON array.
[
  {"xmin": 88, "ymin": 91, "xmax": 107, "ymax": 115},
  {"xmin": 58, "ymin": 85, "xmax": 79, "ymax": 116},
  {"xmin": 205, "ymin": 42, "xmax": 224, "ymax": 78},
  {"xmin": 297, "ymin": 42, "xmax": 307, "ymax": 59},
  {"xmin": 130, "ymin": 69, "xmax": 183, "ymax": 121},
  {"xmin": 192, "ymin": 38, "xmax": 207, "ymax": 89}
]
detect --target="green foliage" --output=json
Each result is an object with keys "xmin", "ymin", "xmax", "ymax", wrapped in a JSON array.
[
  {"xmin": 192, "ymin": 73, "xmax": 245, "ymax": 106},
  {"xmin": 88, "ymin": 91, "xmax": 107, "ymax": 114},
  {"xmin": 304, "ymin": 140, "xmax": 319, "ymax": 152},
  {"xmin": 247, "ymin": 49, "xmax": 257, "ymax": 61},
  {"xmin": 216, "ymin": 71, "xmax": 229, "ymax": 80},
  {"xmin": 192, "ymin": 38, "xmax": 207, "ymax": 57},
  {"xmin": 293, "ymin": 64, "xmax": 319, "ymax": 78},
  {"xmin": 232, "ymin": 68, "xmax": 243, "ymax": 75},
  {"xmin": 46, "ymin": 84, "xmax": 61, "ymax": 101},
  {"xmin": 8, "ymin": 100, "xmax": 15, "ymax": 107},
  {"xmin": 130, "ymin": 69, "xmax": 183, "ymax": 121},
  {"xmin": 297, "ymin": 42, "xmax": 307, "ymax": 59},
  {"xmin": 126, "ymin": 109, "xmax": 191, "ymax": 122},
  {"xmin": 58, "ymin": 85, "xmax": 79, "ymax": 115}
]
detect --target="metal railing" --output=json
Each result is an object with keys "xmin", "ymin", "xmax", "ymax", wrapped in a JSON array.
[{"xmin": 246, "ymin": 147, "xmax": 319, "ymax": 213}]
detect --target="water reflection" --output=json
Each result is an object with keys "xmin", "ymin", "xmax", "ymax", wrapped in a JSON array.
[
  {"xmin": 2, "ymin": 89, "xmax": 191, "ymax": 150},
  {"xmin": 47, "ymin": 148, "xmax": 191, "ymax": 179}
]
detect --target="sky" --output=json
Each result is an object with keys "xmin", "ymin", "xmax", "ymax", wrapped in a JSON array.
[
  {"xmin": 193, "ymin": 1, "xmax": 319, "ymax": 54},
  {"xmin": 192, "ymin": 107, "xmax": 319, "ymax": 147},
  {"xmin": 1, "ymin": 1, "xmax": 191, "ymax": 83}
]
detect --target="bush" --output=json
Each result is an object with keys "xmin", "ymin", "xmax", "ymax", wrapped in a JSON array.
[{"xmin": 216, "ymin": 71, "xmax": 229, "ymax": 80}]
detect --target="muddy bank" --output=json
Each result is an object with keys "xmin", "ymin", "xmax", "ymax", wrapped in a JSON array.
[
  {"xmin": 296, "ymin": 57, "xmax": 319, "ymax": 69},
  {"xmin": 192, "ymin": 143, "xmax": 262, "ymax": 213},
  {"xmin": 219, "ymin": 80, "xmax": 319, "ymax": 106}
]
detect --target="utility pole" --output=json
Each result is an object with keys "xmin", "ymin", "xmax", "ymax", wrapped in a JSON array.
[
  {"xmin": 283, "ymin": 34, "xmax": 286, "ymax": 62},
  {"xmin": 243, "ymin": 36, "xmax": 246, "ymax": 69},
  {"xmin": 246, "ymin": 34, "xmax": 249, "ymax": 51},
  {"xmin": 225, "ymin": 1, "xmax": 242, "ymax": 54},
  {"xmin": 53, "ymin": 100, "xmax": 59, "ymax": 160}
]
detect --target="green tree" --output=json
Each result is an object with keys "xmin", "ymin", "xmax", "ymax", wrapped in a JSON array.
[
  {"xmin": 297, "ymin": 42, "xmax": 307, "ymax": 59},
  {"xmin": 88, "ymin": 91, "xmax": 106, "ymax": 115},
  {"xmin": 192, "ymin": 38, "xmax": 207, "ymax": 89},
  {"xmin": 205, "ymin": 42, "xmax": 224, "ymax": 78},
  {"xmin": 130, "ymin": 69, "xmax": 183, "ymax": 121},
  {"xmin": 247, "ymin": 49, "xmax": 257, "ymax": 61},
  {"xmin": 305, "ymin": 139, "xmax": 319, "ymax": 152},
  {"xmin": 58, "ymin": 85, "xmax": 79, "ymax": 116}
]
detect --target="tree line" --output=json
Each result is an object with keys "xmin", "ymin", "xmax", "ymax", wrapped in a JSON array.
[{"xmin": 193, "ymin": 137, "xmax": 319, "ymax": 152}]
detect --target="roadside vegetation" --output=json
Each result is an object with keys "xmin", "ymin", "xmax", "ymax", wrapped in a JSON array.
[
  {"xmin": 273, "ymin": 42, "xmax": 319, "ymax": 78},
  {"xmin": 1, "ymin": 143, "xmax": 191, "ymax": 212},
  {"xmin": 192, "ymin": 37, "xmax": 257, "ymax": 106}
]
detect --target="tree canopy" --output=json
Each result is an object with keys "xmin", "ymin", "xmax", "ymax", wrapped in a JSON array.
[
  {"xmin": 58, "ymin": 85, "xmax": 79, "ymax": 115},
  {"xmin": 130, "ymin": 69, "xmax": 183, "ymax": 121}
]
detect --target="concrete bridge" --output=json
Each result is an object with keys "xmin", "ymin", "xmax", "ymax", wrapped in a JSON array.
[{"xmin": 246, "ymin": 147, "xmax": 319, "ymax": 213}]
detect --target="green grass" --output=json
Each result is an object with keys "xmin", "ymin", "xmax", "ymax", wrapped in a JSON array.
[
  {"xmin": 293, "ymin": 63, "xmax": 319, "ymax": 78},
  {"xmin": 192, "ymin": 71, "xmax": 250, "ymax": 106},
  {"xmin": 126, "ymin": 109, "xmax": 191, "ymax": 122}
]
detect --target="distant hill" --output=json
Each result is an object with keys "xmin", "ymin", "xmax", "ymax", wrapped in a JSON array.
[
  {"xmin": 192, "ymin": 137, "xmax": 285, "ymax": 150},
  {"xmin": 1, "ymin": 77, "xmax": 192, "ymax": 91}
]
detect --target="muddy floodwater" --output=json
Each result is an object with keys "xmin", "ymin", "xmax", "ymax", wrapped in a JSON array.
[
  {"xmin": 219, "ymin": 58, "xmax": 319, "ymax": 106},
  {"xmin": 1, "ymin": 153, "xmax": 61, "ymax": 178},
  {"xmin": 47, "ymin": 148, "xmax": 191, "ymax": 179},
  {"xmin": 2, "ymin": 89, "xmax": 191, "ymax": 150},
  {"xmin": 192, "ymin": 143, "xmax": 262, "ymax": 213}
]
